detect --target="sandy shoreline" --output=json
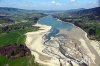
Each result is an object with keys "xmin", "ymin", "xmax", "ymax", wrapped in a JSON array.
[{"xmin": 25, "ymin": 24, "xmax": 61, "ymax": 66}]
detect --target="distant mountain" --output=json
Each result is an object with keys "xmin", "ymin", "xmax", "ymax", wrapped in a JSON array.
[
  {"xmin": 54, "ymin": 8, "xmax": 86, "ymax": 17},
  {"xmin": 0, "ymin": 7, "xmax": 38, "ymax": 16},
  {"xmin": 0, "ymin": 7, "xmax": 66, "ymax": 16},
  {"xmin": 66, "ymin": 8, "xmax": 85, "ymax": 12},
  {"xmin": 76, "ymin": 7, "xmax": 100, "ymax": 15},
  {"xmin": 56, "ymin": 7, "xmax": 100, "ymax": 20},
  {"xmin": 35, "ymin": 10, "xmax": 66, "ymax": 15},
  {"xmin": 61, "ymin": 7, "xmax": 100, "ymax": 16},
  {"xmin": 76, "ymin": 7, "xmax": 100, "ymax": 20}
]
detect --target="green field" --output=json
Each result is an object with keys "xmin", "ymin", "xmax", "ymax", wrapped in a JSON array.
[
  {"xmin": 0, "ymin": 26, "xmax": 39, "ymax": 47},
  {"xmin": 0, "ymin": 55, "xmax": 41, "ymax": 66}
]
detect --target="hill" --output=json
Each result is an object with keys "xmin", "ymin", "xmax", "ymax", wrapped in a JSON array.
[
  {"xmin": 65, "ymin": 7, "xmax": 100, "ymax": 20},
  {"xmin": 0, "ymin": 7, "xmax": 39, "ymax": 16}
]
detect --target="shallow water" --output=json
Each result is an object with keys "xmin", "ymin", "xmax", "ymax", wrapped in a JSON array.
[{"xmin": 39, "ymin": 15, "xmax": 74, "ymax": 37}]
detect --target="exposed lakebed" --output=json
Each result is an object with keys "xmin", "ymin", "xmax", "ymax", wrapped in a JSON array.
[
  {"xmin": 37, "ymin": 16, "xmax": 89, "ymax": 66},
  {"xmin": 26, "ymin": 15, "xmax": 100, "ymax": 66}
]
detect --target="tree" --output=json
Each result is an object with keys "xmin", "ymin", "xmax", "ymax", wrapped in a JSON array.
[{"xmin": 88, "ymin": 27, "xmax": 96, "ymax": 36}]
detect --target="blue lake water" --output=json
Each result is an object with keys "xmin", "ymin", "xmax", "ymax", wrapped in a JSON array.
[{"xmin": 38, "ymin": 16, "xmax": 74, "ymax": 38}]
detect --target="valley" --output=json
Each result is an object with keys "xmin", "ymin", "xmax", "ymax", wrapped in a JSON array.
[{"xmin": 0, "ymin": 7, "xmax": 100, "ymax": 66}]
